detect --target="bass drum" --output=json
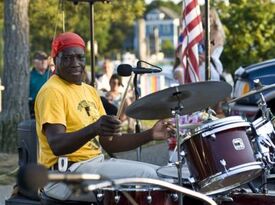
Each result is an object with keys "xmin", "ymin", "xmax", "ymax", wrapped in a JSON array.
[
  {"xmin": 181, "ymin": 116, "xmax": 263, "ymax": 195},
  {"xmin": 219, "ymin": 192, "xmax": 275, "ymax": 205},
  {"xmin": 101, "ymin": 185, "xmax": 177, "ymax": 205}
]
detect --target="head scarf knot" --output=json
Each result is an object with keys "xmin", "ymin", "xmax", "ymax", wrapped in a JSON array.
[{"xmin": 51, "ymin": 32, "xmax": 85, "ymax": 58}]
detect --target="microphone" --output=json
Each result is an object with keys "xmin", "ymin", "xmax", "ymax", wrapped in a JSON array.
[
  {"xmin": 17, "ymin": 164, "xmax": 101, "ymax": 191},
  {"xmin": 117, "ymin": 63, "xmax": 162, "ymax": 76}
]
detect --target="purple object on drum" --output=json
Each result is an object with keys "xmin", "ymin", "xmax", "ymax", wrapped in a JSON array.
[{"xmin": 181, "ymin": 116, "xmax": 263, "ymax": 195}]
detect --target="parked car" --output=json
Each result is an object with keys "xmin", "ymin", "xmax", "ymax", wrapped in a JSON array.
[{"xmin": 226, "ymin": 59, "xmax": 275, "ymax": 122}]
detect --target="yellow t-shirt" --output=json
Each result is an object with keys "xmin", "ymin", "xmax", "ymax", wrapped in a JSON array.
[{"xmin": 35, "ymin": 75, "xmax": 106, "ymax": 168}]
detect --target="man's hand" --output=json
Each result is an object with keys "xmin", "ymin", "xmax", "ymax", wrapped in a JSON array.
[
  {"xmin": 151, "ymin": 119, "xmax": 175, "ymax": 140},
  {"xmin": 93, "ymin": 115, "xmax": 122, "ymax": 137}
]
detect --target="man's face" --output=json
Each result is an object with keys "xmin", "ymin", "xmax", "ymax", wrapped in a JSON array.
[{"xmin": 56, "ymin": 47, "xmax": 85, "ymax": 85}]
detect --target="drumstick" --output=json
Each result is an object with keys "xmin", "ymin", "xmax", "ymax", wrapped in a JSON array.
[
  {"xmin": 116, "ymin": 74, "xmax": 133, "ymax": 119},
  {"xmin": 107, "ymin": 75, "xmax": 132, "ymax": 141}
]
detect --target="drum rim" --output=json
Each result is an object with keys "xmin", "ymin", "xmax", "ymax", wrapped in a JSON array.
[
  {"xmin": 252, "ymin": 117, "xmax": 273, "ymax": 129},
  {"xmin": 198, "ymin": 162, "xmax": 263, "ymax": 195},
  {"xmin": 156, "ymin": 165, "xmax": 190, "ymax": 180},
  {"xmin": 102, "ymin": 185, "xmax": 164, "ymax": 192},
  {"xmin": 191, "ymin": 116, "xmax": 250, "ymax": 136}
]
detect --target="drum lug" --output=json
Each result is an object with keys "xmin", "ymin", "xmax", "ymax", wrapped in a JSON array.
[
  {"xmin": 170, "ymin": 193, "xmax": 179, "ymax": 202},
  {"xmin": 214, "ymin": 195, "xmax": 234, "ymax": 203},
  {"xmin": 188, "ymin": 177, "xmax": 196, "ymax": 183},
  {"xmin": 255, "ymin": 152, "xmax": 262, "ymax": 161},
  {"xmin": 209, "ymin": 134, "xmax": 216, "ymax": 140},
  {"xmin": 96, "ymin": 191, "xmax": 104, "ymax": 201},
  {"xmin": 114, "ymin": 193, "xmax": 121, "ymax": 204},
  {"xmin": 147, "ymin": 194, "xmax": 152, "ymax": 204},
  {"xmin": 220, "ymin": 159, "xmax": 228, "ymax": 173},
  {"xmin": 180, "ymin": 150, "xmax": 186, "ymax": 157}
]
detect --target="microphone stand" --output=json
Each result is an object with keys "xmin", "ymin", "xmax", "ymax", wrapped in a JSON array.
[{"xmin": 134, "ymin": 61, "xmax": 142, "ymax": 161}]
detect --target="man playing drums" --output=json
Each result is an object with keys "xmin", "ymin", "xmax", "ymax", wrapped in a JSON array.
[{"xmin": 35, "ymin": 32, "xmax": 174, "ymax": 203}]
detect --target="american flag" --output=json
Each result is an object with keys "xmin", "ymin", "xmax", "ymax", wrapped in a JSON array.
[{"xmin": 180, "ymin": 0, "xmax": 203, "ymax": 83}]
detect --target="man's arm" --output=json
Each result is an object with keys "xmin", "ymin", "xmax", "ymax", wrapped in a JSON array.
[
  {"xmin": 44, "ymin": 115, "xmax": 121, "ymax": 156},
  {"xmin": 100, "ymin": 119, "xmax": 173, "ymax": 153}
]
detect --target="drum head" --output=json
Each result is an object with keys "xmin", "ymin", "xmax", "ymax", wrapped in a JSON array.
[
  {"xmin": 199, "ymin": 162, "xmax": 263, "ymax": 195},
  {"xmin": 192, "ymin": 116, "xmax": 250, "ymax": 137},
  {"xmin": 157, "ymin": 164, "xmax": 190, "ymax": 185}
]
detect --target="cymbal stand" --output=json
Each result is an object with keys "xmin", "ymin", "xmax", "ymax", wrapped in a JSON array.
[
  {"xmin": 258, "ymin": 92, "xmax": 273, "ymax": 121},
  {"xmin": 254, "ymin": 89, "xmax": 275, "ymax": 193},
  {"xmin": 133, "ymin": 72, "xmax": 142, "ymax": 161},
  {"xmin": 171, "ymin": 91, "xmax": 186, "ymax": 205},
  {"xmin": 253, "ymin": 79, "xmax": 273, "ymax": 121}
]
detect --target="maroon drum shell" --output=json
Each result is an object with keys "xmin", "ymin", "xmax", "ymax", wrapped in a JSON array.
[
  {"xmin": 183, "ymin": 127, "xmax": 256, "ymax": 181},
  {"xmin": 219, "ymin": 193, "xmax": 275, "ymax": 205},
  {"xmin": 103, "ymin": 187, "xmax": 178, "ymax": 205}
]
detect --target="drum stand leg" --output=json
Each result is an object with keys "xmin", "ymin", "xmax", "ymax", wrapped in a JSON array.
[
  {"xmin": 261, "ymin": 169, "xmax": 268, "ymax": 194},
  {"xmin": 174, "ymin": 111, "xmax": 184, "ymax": 205}
]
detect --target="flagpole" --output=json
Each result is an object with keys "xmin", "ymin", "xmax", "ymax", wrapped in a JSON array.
[{"xmin": 205, "ymin": 0, "xmax": 210, "ymax": 81}]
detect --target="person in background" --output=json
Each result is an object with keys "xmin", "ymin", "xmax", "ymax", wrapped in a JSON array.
[
  {"xmin": 199, "ymin": 8, "xmax": 226, "ymax": 81},
  {"xmin": 173, "ymin": 45, "xmax": 184, "ymax": 85},
  {"xmin": 29, "ymin": 51, "xmax": 51, "ymax": 118},
  {"xmin": 35, "ymin": 32, "xmax": 174, "ymax": 203},
  {"xmin": 95, "ymin": 58, "xmax": 114, "ymax": 93},
  {"xmin": 105, "ymin": 74, "xmax": 134, "ymax": 131},
  {"xmin": 105, "ymin": 74, "xmax": 125, "ymax": 118},
  {"xmin": 199, "ymin": 8, "xmax": 228, "ymax": 116}
]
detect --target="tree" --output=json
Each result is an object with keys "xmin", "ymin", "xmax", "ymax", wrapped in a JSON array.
[
  {"xmin": 145, "ymin": 0, "xmax": 181, "ymax": 14},
  {"xmin": 0, "ymin": 0, "xmax": 4, "ymax": 75},
  {"xmin": 29, "ymin": 0, "xmax": 145, "ymax": 59},
  {"xmin": 216, "ymin": 0, "xmax": 275, "ymax": 73},
  {"xmin": 0, "ymin": 0, "xmax": 30, "ymax": 152},
  {"xmin": 161, "ymin": 39, "xmax": 174, "ymax": 58}
]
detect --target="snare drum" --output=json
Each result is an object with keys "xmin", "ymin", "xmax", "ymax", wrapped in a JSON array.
[
  {"xmin": 101, "ymin": 185, "xmax": 177, "ymax": 205},
  {"xmin": 181, "ymin": 116, "xmax": 263, "ymax": 195},
  {"xmin": 157, "ymin": 164, "xmax": 191, "ymax": 185}
]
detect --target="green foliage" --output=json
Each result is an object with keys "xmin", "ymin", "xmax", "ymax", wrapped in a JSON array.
[
  {"xmin": 161, "ymin": 39, "xmax": 174, "ymax": 58},
  {"xmin": 0, "ymin": 0, "xmax": 3, "ymax": 76},
  {"xmin": 146, "ymin": 0, "xmax": 181, "ymax": 15},
  {"xmin": 29, "ymin": 0, "xmax": 145, "ymax": 60},
  {"xmin": 216, "ymin": 0, "xmax": 275, "ymax": 73}
]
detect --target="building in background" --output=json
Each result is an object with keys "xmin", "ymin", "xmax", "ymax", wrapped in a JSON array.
[{"xmin": 134, "ymin": 7, "xmax": 180, "ymax": 61}]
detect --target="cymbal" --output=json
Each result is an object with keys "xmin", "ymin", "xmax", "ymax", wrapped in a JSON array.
[
  {"xmin": 228, "ymin": 83, "xmax": 275, "ymax": 103},
  {"xmin": 126, "ymin": 81, "xmax": 232, "ymax": 120}
]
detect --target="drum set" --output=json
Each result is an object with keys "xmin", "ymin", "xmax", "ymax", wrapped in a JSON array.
[
  {"xmin": 121, "ymin": 80, "xmax": 275, "ymax": 205},
  {"xmin": 32, "ymin": 81, "xmax": 275, "ymax": 205}
]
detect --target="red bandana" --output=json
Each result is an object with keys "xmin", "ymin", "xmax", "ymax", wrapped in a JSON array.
[{"xmin": 51, "ymin": 32, "xmax": 85, "ymax": 58}]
